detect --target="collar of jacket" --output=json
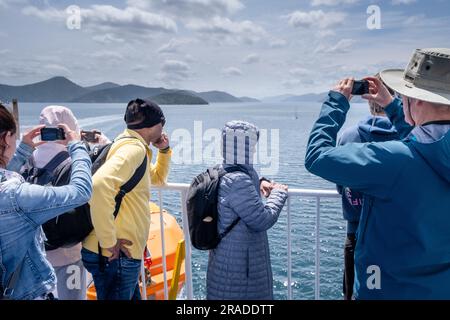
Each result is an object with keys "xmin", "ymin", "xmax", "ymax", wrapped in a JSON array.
[{"xmin": 120, "ymin": 129, "xmax": 151, "ymax": 152}]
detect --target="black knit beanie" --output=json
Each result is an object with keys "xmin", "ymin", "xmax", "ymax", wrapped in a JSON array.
[{"xmin": 124, "ymin": 98, "xmax": 166, "ymax": 130}]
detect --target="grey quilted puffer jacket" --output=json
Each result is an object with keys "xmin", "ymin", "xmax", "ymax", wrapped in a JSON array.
[{"xmin": 207, "ymin": 121, "xmax": 288, "ymax": 300}]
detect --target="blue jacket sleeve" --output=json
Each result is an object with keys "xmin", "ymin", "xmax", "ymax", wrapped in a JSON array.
[
  {"xmin": 305, "ymin": 91, "xmax": 409, "ymax": 199},
  {"xmin": 336, "ymin": 124, "xmax": 361, "ymax": 191},
  {"xmin": 14, "ymin": 141, "xmax": 93, "ymax": 227},
  {"xmin": 6, "ymin": 142, "xmax": 34, "ymax": 173},
  {"xmin": 225, "ymin": 173, "xmax": 288, "ymax": 232},
  {"xmin": 384, "ymin": 98, "xmax": 414, "ymax": 139}
]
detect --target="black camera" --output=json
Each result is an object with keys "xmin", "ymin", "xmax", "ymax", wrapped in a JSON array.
[
  {"xmin": 40, "ymin": 127, "xmax": 66, "ymax": 141},
  {"xmin": 351, "ymin": 80, "xmax": 370, "ymax": 95}
]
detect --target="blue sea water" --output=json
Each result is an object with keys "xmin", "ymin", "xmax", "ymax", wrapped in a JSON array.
[{"xmin": 18, "ymin": 101, "xmax": 371, "ymax": 300}]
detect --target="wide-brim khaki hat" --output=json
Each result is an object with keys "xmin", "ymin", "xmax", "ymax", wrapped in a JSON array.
[{"xmin": 380, "ymin": 48, "xmax": 450, "ymax": 105}]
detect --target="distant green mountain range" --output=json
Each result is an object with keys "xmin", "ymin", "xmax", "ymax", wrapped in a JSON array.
[
  {"xmin": 195, "ymin": 91, "xmax": 241, "ymax": 103},
  {"xmin": 0, "ymin": 77, "xmax": 260, "ymax": 105},
  {"xmin": 151, "ymin": 92, "xmax": 208, "ymax": 105}
]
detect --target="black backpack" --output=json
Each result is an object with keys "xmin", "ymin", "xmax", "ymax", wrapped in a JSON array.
[
  {"xmin": 186, "ymin": 165, "xmax": 249, "ymax": 250},
  {"xmin": 23, "ymin": 137, "xmax": 147, "ymax": 251}
]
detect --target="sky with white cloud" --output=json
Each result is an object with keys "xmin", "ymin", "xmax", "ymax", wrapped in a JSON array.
[{"xmin": 0, "ymin": 0, "xmax": 449, "ymax": 98}]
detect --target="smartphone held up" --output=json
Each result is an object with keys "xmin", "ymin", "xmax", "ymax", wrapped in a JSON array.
[
  {"xmin": 81, "ymin": 130, "xmax": 101, "ymax": 143},
  {"xmin": 40, "ymin": 127, "xmax": 66, "ymax": 141}
]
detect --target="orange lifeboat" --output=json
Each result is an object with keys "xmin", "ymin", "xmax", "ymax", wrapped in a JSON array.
[{"xmin": 87, "ymin": 202, "xmax": 186, "ymax": 300}]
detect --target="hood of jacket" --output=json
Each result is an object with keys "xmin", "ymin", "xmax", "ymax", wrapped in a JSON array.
[
  {"xmin": 34, "ymin": 105, "xmax": 79, "ymax": 168},
  {"xmin": 222, "ymin": 120, "xmax": 259, "ymax": 166},
  {"xmin": 357, "ymin": 116, "xmax": 399, "ymax": 142},
  {"xmin": 409, "ymin": 125, "xmax": 450, "ymax": 184}
]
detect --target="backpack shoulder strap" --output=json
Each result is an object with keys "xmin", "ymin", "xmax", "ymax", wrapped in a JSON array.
[
  {"xmin": 112, "ymin": 154, "xmax": 148, "ymax": 218},
  {"xmin": 107, "ymin": 135, "xmax": 147, "ymax": 168},
  {"xmin": 43, "ymin": 151, "xmax": 70, "ymax": 173},
  {"xmin": 52, "ymin": 157, "xmax": 73, "ymax": 186},
  {"xmin": 218, "ymin": 165, "xmax": 250, "ymax": 178},
  {"xmin": 25, "ymin": 151, "xmax": 70, "ymax": 185},
  {"xmin": 218, "ymin": 218, "xmax": 241, "ymax": 241},
  {"xmin": 97, "ymin": 137, "xmax": 148, "ymax": 266},
  {"xmin": 94, "ymin": 136, "xmax": 142, "ymax": 162},
  {"xmin": 113, "ymin": 136, "xmax": 142, "ymax": 145},
  {"xmin": 216, "ymin": 165, "xmax": 253, "ymax": 240}
]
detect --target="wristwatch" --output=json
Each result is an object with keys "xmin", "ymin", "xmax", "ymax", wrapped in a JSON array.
[{"xmin": 159, "ymin": 146, "xmax": 171, "ymax": 153}]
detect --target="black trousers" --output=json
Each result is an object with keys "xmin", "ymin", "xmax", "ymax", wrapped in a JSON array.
[{"xmin": 343, "ymin": 233, "xmax": 357, "ymax": 300}]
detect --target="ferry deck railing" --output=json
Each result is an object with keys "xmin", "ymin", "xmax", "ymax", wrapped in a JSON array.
[{"xmin": 150, "ymin": 183, "xmax": 340, "ymax": 300}]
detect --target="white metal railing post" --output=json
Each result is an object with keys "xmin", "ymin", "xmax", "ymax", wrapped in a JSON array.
[
  {"xmin": 315, "ymin": 197, "xmax": 321, "ymax": 300},
  {"xmin": 286, "ymin": 195, "xmax": 292, "ymax": 300},
  {"xmin": 180, "ymin": 189, "xmax": 194, "ymax": 300},
  {"xmin": 158, "ymin": 190, "xmax": 169, "ymax": 300}
]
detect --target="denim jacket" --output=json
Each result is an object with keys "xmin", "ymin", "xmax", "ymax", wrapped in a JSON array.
[{"xmin": 0, "ymin": 141, "xmax": 92, "ymax": 300}]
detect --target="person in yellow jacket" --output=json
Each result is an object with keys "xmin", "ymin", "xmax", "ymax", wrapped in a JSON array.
[{"xmin": 81, "ymin": 99, "xmax": 171, "ymax": 300}]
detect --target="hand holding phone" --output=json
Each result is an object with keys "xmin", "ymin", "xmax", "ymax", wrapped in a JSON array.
[
  {"xmin": 22, "ymin": 125, "xmax": 46, "ymax": 148},
  {"xmin": 362, "ymin": 77, "xmax": 395, "ymax": 108},
  {"xmin": 59, "ymin": 124, "xmax": 80, "ymax": 144},
  {"xmin": 333, "ymin": 78, "xmax": 354, "ymax": 101},
  {"xmin": 81, "ymin": 130, "xmax": 101, "ymax": 143}
]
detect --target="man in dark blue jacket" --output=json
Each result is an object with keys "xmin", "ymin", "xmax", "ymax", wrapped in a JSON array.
[
  {"xmin": 305, "ymin": 48, "xmax": 450, "ymax": 299},
  {"xmin": 337, "ymin": 85, "xmax": 400, "ymax": 300}
]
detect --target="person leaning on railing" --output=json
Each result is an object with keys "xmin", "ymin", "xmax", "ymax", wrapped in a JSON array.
[
  {"xmin": 207, "ymin": 120, "xmax": 288, "ymax": 300},
  {"xmin": 305, "ymin": 48, "xmax": 450, "ymax": 299},
  {"xmin": 0, "ymin": 104, "xmax": 92, "ymax": 300}
]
